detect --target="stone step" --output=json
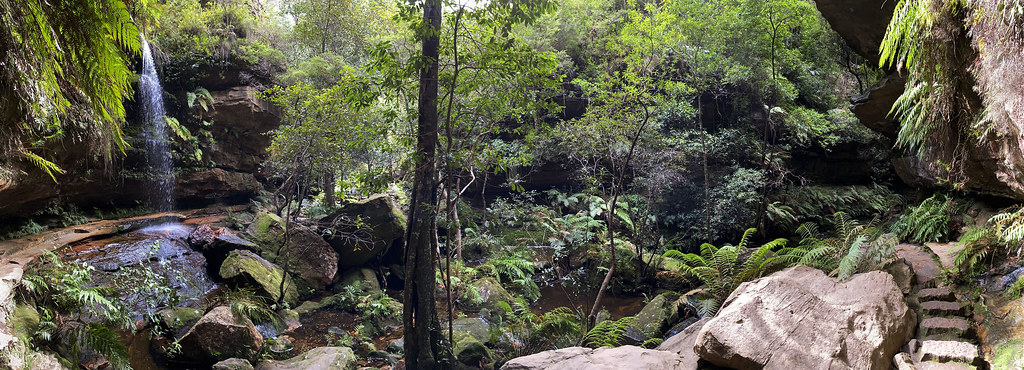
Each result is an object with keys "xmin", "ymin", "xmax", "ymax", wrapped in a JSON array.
[
  {"xmin": 920, "ymin": 287, "xmax": 955, "ymax": 301},
  {"xmin": 921, "ymin": 300, "xmax": 966, "ymax": 316},
  {"xmin": 921, "ymin": 317, "xmax": 971, "ymax": 336},
  {"xmin": 920, "ymin": 340, "xmax": 981, "ymax": 366},
  {"xmin": 918, "ymin": 361, "xmax": 975, "ymax": 370},
  {"xmin": 921, "ymin": 315, "xmax": 966, "ymax": 336}
]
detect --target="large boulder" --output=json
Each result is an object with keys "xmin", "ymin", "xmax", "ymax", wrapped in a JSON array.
[
  {"xmin": 203, "ymin": 233, "xmax": 260, "ymax": 269},
  {"xmin": 694, "ymin": 266, "xmax": 915, "ymax": 370},
  {"xmin": 176, "ymin": 306, "xmax": 264, "ymax": 364},
  {"xmin": 501, "ymin": 346, "xmax": 688, "ymax": 370},
  {"xmin": 333, "ymin": 267, "xmax": 380, "ymax": 294},
  {"xmin": 278, "ymin": 226, "xmax": 339, "ymax": 292},
  {"xmin": 454, "ymin": 332, "xmax": 492, "ymax": 366},
  {"xmin": 219, "ymin": 250, "xmax": 299, "ymax": 306},
  {"xmin": 656, "ymin": 318, "xmax": 711, "ymax": 370},
  {"xmin": 320, "ymin": 194, "xmax": 406, "ymax": 269},
  {"xmin": 460, "ymin": 277, "xmax": 513, "ymax": 313},
  {"xmin": 254, "ymin": 347, "xmax": 355, "ymax": 370}
]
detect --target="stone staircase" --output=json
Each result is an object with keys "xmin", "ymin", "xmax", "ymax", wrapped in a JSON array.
[{"xmin": 895, "ymin": 244, "xmax": 988, "ymax": 370}]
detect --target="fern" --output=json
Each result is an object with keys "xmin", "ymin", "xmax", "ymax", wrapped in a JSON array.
[
  {"xmin": 583, "ymin": 316, "xmax": 638, "ymax": 348},
  {"xmin": 22, "ymin": 150, "xmax": 65, "ymax": 182},
  {"xmin": 1005, "ymin": 274, "xmax": 1024, "ymax": 300},
  {"xmin": 893, "ymin": 194, "xmax": 954, "ymax": 244},
  {"xmin": 664, "ymin": 228, "xmax": 785, "ymax": 316},
  {"xmin": 780, "ymin": 212, "xmax": 896, "ymax": 280}
]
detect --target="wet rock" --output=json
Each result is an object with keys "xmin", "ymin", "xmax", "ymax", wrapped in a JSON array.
[
  {"xmin": 695, "ymin": 266, "xmax": 915, "ymax": 370},
  {"xmin": 177, "ymin": 306, "xmax": 264, "ymax": 364},
  {"xmin": 204, "ymin": 233, "xmax": 260, "ymax": 269},
  {"xmin": 255, "ymin": 346, "xmax": 355, "ymax": 370},
  {"xmin": 634, "ymin": 293, "xmax": 682, "ymax": 337},
  {"xmin": 656, "ymin": 317, "xmax": 710, "ymax": 370},
  {"xmin": 454, "ymin": 332, "xmax": 491, "ymax": 366},
  {"xmin": 219, "ymin": 250, "xmax": 299, "ymax": 306},
  {"xmin": 387, "ymin": 337, "xmax": 404, "ymax": 353},
  {"xmin": 157, "ymin": 307, "xmax": 204, "ymax": 334},
  {"xmin": 213, "ymin": 358, "xmax": 255, "ymax": 370},
  {"xmin": 501, "ymin": 346, "xmax": 687, "ymax": 370},
  {"xmin": 187, "ymin": 224, "xmax": 222, "ymax": 248},
  {"xmin": 321, "ymin": 195, "xmax": 406, "ymax": 269},
  {"xmin": 452, "ymin": 317, "xmax": 491, "ymax": 344}
]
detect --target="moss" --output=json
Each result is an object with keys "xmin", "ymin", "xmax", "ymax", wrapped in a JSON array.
[
  {"xmin": 453, "ymin": 331, "xmax": 491, "ymax": 366},
  {"xmin": 220, "ymin": 250, "xmax": 299, "ymax": 306},
  {"xmin": 992, "ymin": 340, "xmax": 1024, "ymax": 369},
  {"xmin": 10, "ymin": 303, "xmax": 39, "ymax": 338}
]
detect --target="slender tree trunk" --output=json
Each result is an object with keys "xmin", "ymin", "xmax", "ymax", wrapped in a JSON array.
[
  {"xmin": 404, "ymin": 1, "xmax": 442, "ymax": 368},
  {"xmin": 700, "ymin": 98, "xmax": 710, "ymax": 241},
  {"xmin": 324, "ymin": 172, "xmax": 336, "ymax": 208}
]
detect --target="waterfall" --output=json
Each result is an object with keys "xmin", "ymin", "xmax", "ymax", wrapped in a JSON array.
[{"xmin": 139, "ymin": 37, "xmax": 174, "ymax": 212}]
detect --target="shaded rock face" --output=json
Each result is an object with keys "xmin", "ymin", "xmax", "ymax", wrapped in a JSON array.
[
  {"xmin": 280, "ymin": 226, "xmax": 339, "ymax": 291},
  {"xmin": 814, "ymin": 0, "xmax": 895, "ymax": 59},
  {"xmin": 176, "ymin": 306, "xmax": 264, "ymax": 364},
  {"xmin": 205, "ymin": 86, "xmax": 279, "ymax": 175},
  {"xmin": 694, "ymin": 266, "xmax": 915, "ymax": 370},
  {"xmin": 321, "ymin": 195, "xmax": 406, "ymax": 269},
  {"xmin": 176, "ymin": 168, "xmax": 261, "ymax": 205}
]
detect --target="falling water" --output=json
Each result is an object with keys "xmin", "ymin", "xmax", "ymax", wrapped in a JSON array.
[{"xmin": 139, "ymin": 37, "xmax": 174, "ymax": 212}]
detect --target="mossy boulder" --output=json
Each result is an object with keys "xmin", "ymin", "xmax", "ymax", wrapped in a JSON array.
[
  {"xmin": 203, "ymin": 233, "xmax": 260, "ymax": 269},
  {"xmin": 333, "ymin": 268, "xmax": 380, "ymax": 294},
  {"xmin": 452, "ymin": 317, "xmax": 492, "ymax": 344},
  {"xmin": 219, "ymin": 250, "xmax": 299, "ymax": 306},
  {"xmin": 11, "ymin": 303, "xmax": 39, "ymax": 337},
  {"xmin": 246, "ymin": 212, "xmax": 285, "ymax": 246},
  {"xmin": 454, "ymin": 332, "xmax": 492, "ymax": 366},
  {"xmin": 157, "ymin": 307, "xmax": 205, "ymax": 335},
  {"xmin": 278, "ymin": 226, "xmax": 339, "ymax": 293},
  {"xmin": 254, "ymin": 346, "xmax": 355, "ymax": 370},
  {"xmin": 176, "ymin": 306, "xmax": 264, "ymax": 364},
  {"xmin": 320, "ymin": 194, "xmax": 406, "ymax": 269},
  {"xmin": 460, "ymin": 277, "xmax": 513, "ymax": 315},
  {"xmin": 634, "ymin": 293, "xmax": 683, "ymax": 337}
]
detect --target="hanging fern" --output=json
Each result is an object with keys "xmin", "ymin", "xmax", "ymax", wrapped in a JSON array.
[{"xmin": 22, "ymin": 150, "xmax": 65, "ymax": 182}]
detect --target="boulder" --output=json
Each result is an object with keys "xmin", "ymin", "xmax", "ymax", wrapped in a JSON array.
[
  {"xmin": 187, "ymin": 224, "xmax": 223, "ymax": 249},
  {"xmin": 656, "ymin": 317, "xmax": 710, "ymax": 370},
  {"xmin": 176, "ymin": 306, "xmax": 264, "ymax": 364},
  {"xmin": 203, "ymin": 233, "xmax": 260, "ymax": 269},
  {"xmin": 634, "ymin": 293, "xmax": 682, "ymax": 337},
  {"xmin": 694, "ymin": 266, "xmax": 915, "ymax": 370},
  {"xmin": 501, "ymin": 346, "xmax": 687, "ymax": 370},
  {"xmin": 255, "ymin": 347, "xmax": 356, "ymax": 370},
  {"xmin": 279, "ymin": 226, "xmax": 339, "ymax": 292},
  {"xmin": 212, "ymin": 358, "xmax": 255, "ymax": 370},
  {"xmin": 156, "ymin": 307, "xmax": 204, "ymax": 334},
  {"xmin": 452, "ymin": 317, "xmax": 491, "ymax": 344},
  {"xmin": 176, "ymin": 168, "xmax": 262, "ymax": 204},
  {"xmin": 219, "ymin": 250, "xmax": 299, "ymax": 306},
  {"xmin": 454, "ymin": 332, "xmax": 492, "ymax": 366},
  {"xmin": 245, "ymin": 212, "xmax": 285, "ymax": 247},
  {"xmin": 333, "ymin": 268, "xmax": 380, "ymax": 294},
  {"xmin": 321, "ymin": 195, "xmax": 406, "ymax": 269},
  {"xmin": 461, "ymin": 277, "xmax": 513, "ymax": 313}
]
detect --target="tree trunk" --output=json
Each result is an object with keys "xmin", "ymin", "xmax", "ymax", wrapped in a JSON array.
[
  {"xmin": 324, "ymin": 172, "xmax": 336, "ymax": 208},
  {"xmin": 404, "ymin": 1, "xmax": 442, "ymax": 368}
]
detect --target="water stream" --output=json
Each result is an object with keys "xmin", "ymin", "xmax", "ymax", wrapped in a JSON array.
[{"xmin": 139, "ymin": 37, "xmax": 174, "ymax": 212}]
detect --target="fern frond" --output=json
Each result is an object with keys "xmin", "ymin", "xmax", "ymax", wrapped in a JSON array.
[{"xmin": 22, "ymin": 150, "xmax": 65, "ymax": 182}]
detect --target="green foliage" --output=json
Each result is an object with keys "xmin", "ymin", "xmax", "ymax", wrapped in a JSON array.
[
  {"xmin": 892, "ymin": 194, "xmax": 955, "ymax": 244},
  {"xmin": 951, "ymin": 225, "xmax": 1000, "ymax": 279},
  {"xmin": 491, "ymin": 302, "xmax": 582, "ymax": 361},
  {"xmin": 111, "ymin": 241, "xmax": 183, "ymax": 323},
  {"xmin": 1005, "ymin": 275, "xmax": 1024, "ymax": 300},
  {"xmin": 19, "ymin": 252, "xmax": 132, "ymax": 369},
  {"xmin": 666, "ymin": 228, "xmax": 786, "ymax": 316},
  {"xmin": 1, "ymin": 0, "xmax": 140, "ymax": 176},
  {"xmin": 582, "ymin": 316, "xmax": 638, "ymax": 348},
  {"xmin": 779, "ymin": 213, "xmax": 897, "ymax": 280},
  {"xmin": 482, "ymin": 248, "xmax": 541, "ymax": 302},
  {"xmin": 210, "ymin": 287, "xmax": 282, "ymax": 329},
  {"xmin": 768, "ymin": 185, "xmax": 900, "ymax": 232},
  {"xmin": 992, "ymin": 206, "xmax": 1024, "ymax": 250}
]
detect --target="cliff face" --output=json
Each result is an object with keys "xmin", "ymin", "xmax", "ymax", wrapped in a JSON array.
[
  {"xmin": 816, "ymin": 0, "xmax": 1024, "ymax": 200},
  {"xmin": 0, "ymin": 68, "xmax": 279, "ymax": 218}
]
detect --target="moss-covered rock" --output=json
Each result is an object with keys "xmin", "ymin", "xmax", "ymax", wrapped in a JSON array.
[
  {"xmin": 246, "ymin": 212, "xmax": 285, "ymax": 247},
  {"xmin": 453, "ymin": 331, "xmax": 491, "ymax": 366},
  {"xmin": 204, "ymin": 233, "xmax": 260, "ymax": 269},
  {"xmin": 460, "ymin": 277, "xmax": 513, "ymax": 314},
  {"xmin": 634, "ymin": 293, "xmax": 682, "ymax": 337},
  {"xmin": 320, "ymin": 194, "xmax": 406, "ymax": 269},
  {"xmin": 219, "ymin": 249, "xmax": 299, "ymax": 306},
  {"xmin": 11, "ymin": 303, "xmax": 39, "ymax": 338},
  {"xmin": 157, "ymin": 307, "xmax": 204, "ymax": 334},
  {"xmin": 452, "ymin": 317, "xmax": 492, "ymax": 344},
  {"xmin": 333, "ymin": 268, "xmax": 380, "ymax": 294}
]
